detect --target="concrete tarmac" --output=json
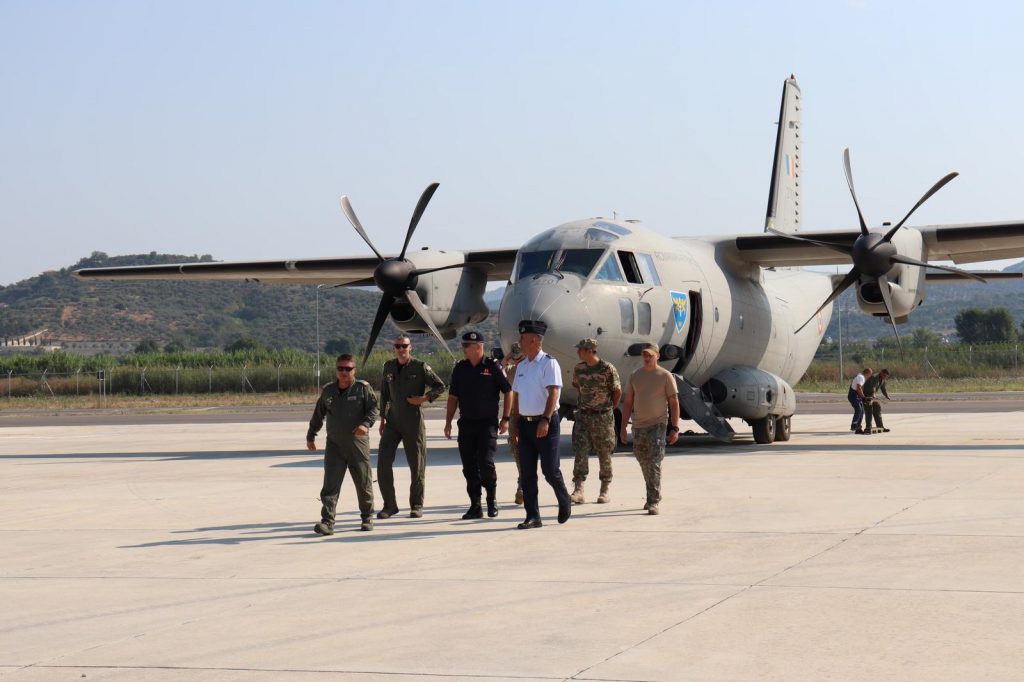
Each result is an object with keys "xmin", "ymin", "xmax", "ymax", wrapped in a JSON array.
[{"xmin": 2, "ymin": 411, "xmax": 1024, "ymax": 680}]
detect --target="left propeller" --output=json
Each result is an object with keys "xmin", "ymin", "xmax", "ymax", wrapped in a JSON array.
[
  {"xmin": 773, "ymin": 148, "xmax": 985, "ymax": 352},
  {"xmin": 339, "ymin": 182, "xmax": 475, "ymax": 364}
]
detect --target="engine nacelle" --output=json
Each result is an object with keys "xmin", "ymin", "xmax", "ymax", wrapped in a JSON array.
[
  {"xmin": 390, "ymin": 248, "xmax": 489, "ymax": 340},
  {"xmin": 855, "ymin": 227, "xmax": 927, "ymax": 322},
  {"xmin": 704, "ymin": 366, "xmax": 796, "ymax": 420}
]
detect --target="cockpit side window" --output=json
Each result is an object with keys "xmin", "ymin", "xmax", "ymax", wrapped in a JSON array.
[
  {"xmin": 617, "ymin": 251, "xmax": 643, "ymax": 284},
  {"xmin": 594, "ymin": 253, "xmax": 625, "ymax": 282},
  {"xmin": 636, "ymin": 253, "xmax": 661, "ymax": 285},
  {"xmin": 557, "ymin": 249, "xmax": 604, "ymax": 277},
  {"xmin": 515, "ymin": 250, "xmax": 556, "ymax": 281}
]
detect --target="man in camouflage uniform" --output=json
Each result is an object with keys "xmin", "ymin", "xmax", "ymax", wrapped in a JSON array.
[
  {"xmin": 503, "ymin": 342, "xmax": 526, "ymax": 505},
  {"xmin": 862, "ymin": 368, "xmax": 892, "ymax": 433},
  {"xmin": 570, "ymin": 338, "xmax": 621, "ymax": 504},
  {"xmin": 378, "ymin": 334, "xmax": 446, "ymax": 519},
  {"xmin": 619, "ymin": 342, "xmax": 680, "ymax": 515},
  {"xmin": 307, "ymin": 353, "xmax": 379, "ymax": 534}
]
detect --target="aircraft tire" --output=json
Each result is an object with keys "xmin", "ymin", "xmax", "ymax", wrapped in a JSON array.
[
  {"xmin": 775, "ymin": 415, "xmax": 792, "ymax": 442},
  {"xmin": 752, "ymin": 416, "xmax": 776, "ymax": 444}
]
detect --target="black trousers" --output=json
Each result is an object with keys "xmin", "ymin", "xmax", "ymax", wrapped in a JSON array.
[
  {"xmin": 458, "ymin": 418, "xmax": 498, "ymax": 501},
  {"xmin": 517, "ymin": 413, "xmax": 570, "ymax": 520}
]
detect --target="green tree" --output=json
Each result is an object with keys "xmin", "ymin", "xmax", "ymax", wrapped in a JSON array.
[
  {"xmin": 954, "ymin": 307, "xmax": 1016, "ymax": 344},
  {"xmin": 224, "ymin": 337, "xmax": 264, "ymax": 353},
  {"xmin": 910, "ymin": 327, "xmax": 940, "ymax": 348},
  {"xmin": 134, "ymin": 338, "xmax": 160, "ymax": 354},
  {"xmin": 163, "ymin": 339, "xmax": 187, "ymax": 353},
  {"xmin": 324, "ymin": 337, "xmax": 354, "ymax": 355}
]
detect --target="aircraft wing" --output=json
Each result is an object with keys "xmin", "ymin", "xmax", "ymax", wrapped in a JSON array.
[
  {"xmin": 724, "ymin": 221, "xmax": 1024, "ymax": 267},
  {"xmin": 74, "ymin": 248, "xmax": 519, "ymax": 285}
]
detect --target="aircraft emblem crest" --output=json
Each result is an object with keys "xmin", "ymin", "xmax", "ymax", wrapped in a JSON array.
[{"xmin": 671, "ymin": 291, "xmax": 688, "ymax": 332}]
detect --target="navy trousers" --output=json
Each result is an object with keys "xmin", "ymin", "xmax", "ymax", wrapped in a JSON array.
[
  {"xmin": 848, "ymin": 388, "xmax": 864, "ymax": 429},
  {"xmin": 517, "ymin": 413, "xmax": 570, "ymax": 520}
]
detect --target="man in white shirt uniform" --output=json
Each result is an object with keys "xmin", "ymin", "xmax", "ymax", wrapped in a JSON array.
[
  {"xmin": 508, "ymin": 320, "xmax": 571, "ymax": 529},
  {"xmin": 848, "ymin": 368, "xmax": 872, "ymax": 434}
]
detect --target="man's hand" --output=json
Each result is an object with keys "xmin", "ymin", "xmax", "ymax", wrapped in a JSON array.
[
  {"xmin": 444, "ymin": 422, "xmax": 453, "ymax": 439},
  {"xmin": 498, "ymin": 418, "xmax": 509, "ymax": 435},
  {"xmin": 353, "ymin": 425, "xmax": 369, "ymax": 437},
  {"xmin": 306, "ymin": 441, "xmax": 316, "ymax": 451},
  {"xmin": 619, "ymin": 427, "xmax": 629, "ymax": 445},
  {"xmin": 379, "ymin": 420, "xmax": 386, "ymax": 436},
  {"xmin": 537, "ymin": 420, "xmax": 549, "ymax": 438},
  {"xmin": 406, "ymin": 395, "xmax": 428, "ymax": 407},
  {"xmin": 509, "ymin": 431, "xmax": 519, "ymax": 447},
  {"xmin": 667, "ymin": 431, "xmax": 679, "ymax": 445}
]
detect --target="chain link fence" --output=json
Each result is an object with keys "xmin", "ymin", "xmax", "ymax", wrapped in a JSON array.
[{"xmin": 806, "ymin": 344, "xmax": 1023, "ymax": 382}]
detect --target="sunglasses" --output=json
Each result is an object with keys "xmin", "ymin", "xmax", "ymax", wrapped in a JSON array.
[
  {"xmin": 393, "ymin": 343, "xmax": 410, "ymax": 349},
  {"xmin": 460, "ymin": 342, "xmax": 479, "ymax": 348},
  {"xmin": 336, "ymin": 366, "xmax": 355, "ymax": 372}
]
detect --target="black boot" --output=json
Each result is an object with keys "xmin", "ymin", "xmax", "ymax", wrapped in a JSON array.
[
  {"xmin": 485, "ymin": 486, "xmax": 498, "ymax": 518},
  {"xmin": 462, "ymin": 501, "xmax": 483, "ymax": 520}
]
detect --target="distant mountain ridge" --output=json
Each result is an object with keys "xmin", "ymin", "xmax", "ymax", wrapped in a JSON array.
[{"xmin": 1, "ymin": 252, "xmax": 1021, "ymax": 350}]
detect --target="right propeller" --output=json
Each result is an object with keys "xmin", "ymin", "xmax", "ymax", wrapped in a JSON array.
[
  {"xmin": 774, "ymin": 148, "xmax": 985, "ymax": 352},
  {"xmin": 340, "ymin": 182, "xmax": 478, "ymax": 364}
]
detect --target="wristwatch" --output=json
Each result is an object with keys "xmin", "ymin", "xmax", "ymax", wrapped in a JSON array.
[{"xmin": 668, "ymin": 425, "xmax": 680, "ymax": 433}]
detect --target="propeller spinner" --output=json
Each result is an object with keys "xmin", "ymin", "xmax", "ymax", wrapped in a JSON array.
[
  {"xmin": 773, "ymin": 148, "xmax": 984, "ymax": 353},
  {"xmin": 340, "ymin": 182, "xmax": 473, "ymax": 363}
]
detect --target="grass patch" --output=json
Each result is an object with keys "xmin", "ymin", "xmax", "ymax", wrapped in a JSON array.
[{"xmin": 796, "ymin": 376, "xmax": 1024, "ymax": 394}]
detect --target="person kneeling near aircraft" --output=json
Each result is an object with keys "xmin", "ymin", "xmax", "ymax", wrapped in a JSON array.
[{"xmin": 862, "ymin": 368, "xmax": 891, "ymax": 434}]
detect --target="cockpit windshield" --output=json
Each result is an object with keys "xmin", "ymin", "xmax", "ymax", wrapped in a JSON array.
[{"xmin": 514, "ymin": 248, "xmax": 606, "ymax": 281}]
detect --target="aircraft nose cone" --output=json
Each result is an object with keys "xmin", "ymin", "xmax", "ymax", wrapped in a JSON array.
[{"xmin": 499, "ymin": 275, "xmax": 591, "ymax": 374}]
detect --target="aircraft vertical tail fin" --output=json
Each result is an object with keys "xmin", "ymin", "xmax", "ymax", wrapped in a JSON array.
[{"xmin": 765, "ymin": 75, "xmax": 802, "ymax": 233}]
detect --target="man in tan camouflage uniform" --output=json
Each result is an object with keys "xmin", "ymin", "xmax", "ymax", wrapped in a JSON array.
[
  {"xmin": 503, "ymin": 342, "xmax": 526, "ymax": 505},
  {"xmin": 619, "ymin": 342, "xmax": 680, "ymax": 515},
  {"xmin": 570, "ymin": 338, "xmax": 621, "ymax": 504}
]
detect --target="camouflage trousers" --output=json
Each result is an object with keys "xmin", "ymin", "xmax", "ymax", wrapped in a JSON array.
[
  {"xmin": 632, "ymin": 423, "xmax": 666, "ymax": 504},
  {"xmin": 509, "ymin": 437, "xmax": 522, "ymax": 491},
  {"xmin": 572, "ymin": 410, "xmax": 615, "ymax": 483}
]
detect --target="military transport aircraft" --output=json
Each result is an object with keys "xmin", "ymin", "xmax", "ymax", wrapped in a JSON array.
[{"xmin": 76, "ymin": 76, "xmax": 1024, "ymax": 444}]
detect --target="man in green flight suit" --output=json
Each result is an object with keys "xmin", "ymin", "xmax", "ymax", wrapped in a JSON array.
[
  {"xmin": 307, "ymin": 353, "xmax": 379, "ymax": 534},
  {"xmin": 377, "ymin": 334, "xmax": 446, "ymax": 519}
]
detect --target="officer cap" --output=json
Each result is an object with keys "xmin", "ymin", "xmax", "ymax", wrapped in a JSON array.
[
  {"xmin": 575, "ymin": 338, "xmax": 598, "ymax": 350},
  {"xmin": 518, "ymin": 319, "xmax": 547, "ymax": 336},
  {"xmin": 461, "ymin": 330, "xmax": 485, "ymax": 343},
  {"xmin": 640, "ymin": 341, "xmax": 659, "ymax": 356}
]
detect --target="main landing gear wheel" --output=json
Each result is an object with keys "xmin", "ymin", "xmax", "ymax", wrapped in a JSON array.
[
  {"xmin": 774, "ymin": 415, "xmax": 792, "ymax": 442},
  {"xmin": 752, "ymin": 416, "xmax": 776, "ymax": 444}
]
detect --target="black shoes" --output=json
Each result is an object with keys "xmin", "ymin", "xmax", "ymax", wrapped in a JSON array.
[
  {"xmin": 313, "ymin": 521, "xmax": 334, "ymax": 536},
  {"xmin": 517, "ymin": 518, "xmax": 543, "ymax": 529},
  {"xmin": 462, "ymin": 504, "xmax": 483, "ymax": 520},
  {"xmin": 486, "ymin": 498, "xmax": 499, "ymax": 518},
  {"xmin": 557, "ymin": 496, "xmax": 571, "ymax": 524},
  {"xmin": 376, "ymin": 507, "xmax": 399, "ymax": 520}
]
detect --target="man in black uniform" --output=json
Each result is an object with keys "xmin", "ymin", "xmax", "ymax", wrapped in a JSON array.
[
  {"xmin": 862, "ymin": 368, "xmax": 892, "ymax": 433},
  {"xmin": 445, "ymin": 331, "xmax": 513, "ymax": 519},
  {"xmin": 378, "ymin": 334, "xmax": 446, "ymax": 519},
  {"xmin": 307, "ymin": 354, "xmax": 379, "ymax": 534},
  {"xmin": 509, "ymin": 320, "xmax": 571, "ymax": 529}
]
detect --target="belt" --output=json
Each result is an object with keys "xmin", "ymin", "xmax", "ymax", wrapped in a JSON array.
[
  {"xmin": 519, "ymin": 414, "xmax": 552, "ymax": 422},
  {"xmin": 578, "ymin": 408, "xmax": 612, "ymax": 414}
]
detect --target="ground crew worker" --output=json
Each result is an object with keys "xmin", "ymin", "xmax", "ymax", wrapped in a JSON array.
[
  {"xmin": 862, "ymin": 368, "xmax": 891, "ymax": 433},
  {"xmin": 849, "ymin": 368, "xmax": 872, "ymax": 434},
  {"xmin": 509, "ymin": 320, "xmax": 571, "ymax": 529},
  {"xmin": 503, "ymin": 342, "xmax": 525, "ymax": 505},
  {"xmin": 445, "ymin": 331, "xmax": 513, "ymax": 519},
  {"xmin": 619, "ymin": 342, "xmax": 680, "ymax": 515},
  {"xmin": 307, "ymin": 353, "xmax": 379, "ymax": 534},
  {"xmin": 377, "ymin": 334, "xmax": 446, "ymax": 519},
  {"xmin": 570, "ymin": 338, "xmax": 621, "ymax": 505}
]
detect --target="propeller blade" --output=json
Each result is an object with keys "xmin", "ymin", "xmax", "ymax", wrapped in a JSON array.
[
  {"xmin": 889, "ymin": 254, "xmax": 987, "ymax": 283},
  {"xmin": 766, "ymin": 228, "xmax": 854, "ymax": 256},
  {"xmin": 340, "ymin": 196, "xmax": 385, "ymax": 262},
  {"xmin": 361, "ymin": 295, "xmax": 395, "ymax": 365},
  {"xmin": 795, "ymin": 266, "xmax": 861, "ymax": 333},
  {"xmin": 878, "ymin": 172, "xmax": 959, "ymax": 244},
  {"xmin": 399, "ymin": 182, "xmax": 440, "ymax": 261},
  {"xmin": 842, "ymin": 148, "xmax": 870, "ymax": 235},
  {"xmin": 403, "ymin": 289, "xmax": 452, "ymax": 355},
  {"xmin": 411, "ymin": 262, "xmax": 495, "ymax": 277},
  {"xmin": 876, "ymin": 274, "xmax": 904, "ymax": 356}
]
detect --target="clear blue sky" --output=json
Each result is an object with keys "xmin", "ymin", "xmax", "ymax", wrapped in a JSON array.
[{"xmin": 2, "ymin": 0, "xmax": 1023, "ymax": 285}]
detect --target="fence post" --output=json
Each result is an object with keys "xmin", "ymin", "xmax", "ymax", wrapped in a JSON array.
[
  {"xmin": 6, "ymin": 370, "xmax": 11, "ymax": 398},
  {"xmin": 75, "ymin": 367, "xmax": 81, "ymax": 395},
  {"xmin": 209, "ymin": 365, "xmax": 213, "ymax": 394},
  {"xmin": 1016, "ymin": 345, "xmax": 1019, "ymax": 373},
  {"xmin": 277, "ymin": 364, "xmax": 282, "ymax": 392},
  {"xmin": 140, "ymin": 366, "xmax": 146, "ymax": 396},
  {"xmin": 175, "ymin": 364, "xmax": 181, "ymax": 395}
]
